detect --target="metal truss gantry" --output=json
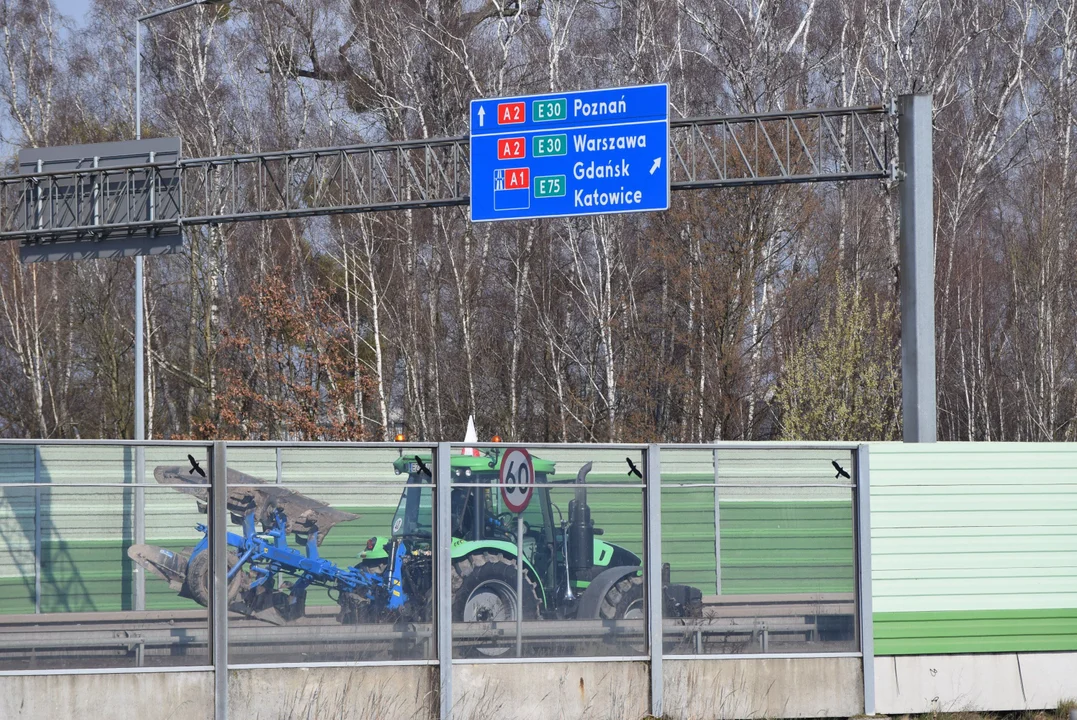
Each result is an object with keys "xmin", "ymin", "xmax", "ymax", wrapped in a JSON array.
[
  {"xmin": 0, "ymin": 104, "xmax": 892, "ymax": 244},
  {"xmin": 0, "ymin": 99, "xmax": 934, "ymax": 444}
]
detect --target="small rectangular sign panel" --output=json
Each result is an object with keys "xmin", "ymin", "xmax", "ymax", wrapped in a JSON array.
[
  {"xmin": 497, "ymin": 102, "xmax": 526, "ymax": 125},
  {"xmin": 470, "ymin": 84, "xmax": 669, "ymax": 223},
  {"xmin": 497, "ymin": 137, "xmax": 527, "ymax": 160},
  {"xmin": 17, "ymin": 138, "xmax": 183, "ymax": 263}
]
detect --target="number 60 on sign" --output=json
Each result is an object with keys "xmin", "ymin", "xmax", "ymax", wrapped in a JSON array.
[{"xmin": 499, "ymin": 447, "xmax": 535, "ymax": 514}]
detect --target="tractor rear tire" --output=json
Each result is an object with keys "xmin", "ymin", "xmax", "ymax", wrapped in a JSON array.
[
  {"xmin": 599, "ymin": 574, "xmax": 645, "ymax": 620},
  {"xmin": 183, "ymin": 550, "xmax": 249, "ymax": 607},
  {"xmin": 452, "ymin": 552, "xmax": 539, "ymax": 657}
]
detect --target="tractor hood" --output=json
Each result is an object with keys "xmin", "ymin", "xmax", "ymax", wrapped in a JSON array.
[{"xmin": 392, "ymin": 451, "xmax": 556, "ymax": 476}]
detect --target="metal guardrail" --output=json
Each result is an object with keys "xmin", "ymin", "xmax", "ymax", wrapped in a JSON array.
[{"xmin": 0, "ymin": 603, "xmax": 857, "ymax": 669}]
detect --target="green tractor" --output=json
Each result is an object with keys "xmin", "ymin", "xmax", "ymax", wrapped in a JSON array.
[
  {"xmin": 342, "ymin": 450, "xmax": 702, "ymax": 632},
  {"xmin": 132, "ymin": 449, "xmax": 702, "ymax": 653}
]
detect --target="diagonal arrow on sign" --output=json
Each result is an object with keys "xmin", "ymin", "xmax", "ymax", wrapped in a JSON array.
[{"xmin": 649, "ymin": 157, "xmax": 662, "ymax": 175}]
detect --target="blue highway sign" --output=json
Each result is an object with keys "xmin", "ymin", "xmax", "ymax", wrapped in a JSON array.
[{"xmin": 470, "ymin": 84, "xmax": 669, "ymax": 222}]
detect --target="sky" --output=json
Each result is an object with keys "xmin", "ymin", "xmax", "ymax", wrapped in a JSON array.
[{"xmin": 54, "ymin": 0, "xmax": 92, "ymax": 24}]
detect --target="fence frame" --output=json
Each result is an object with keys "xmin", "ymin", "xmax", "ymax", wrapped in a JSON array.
[{"xmin": 0, "ymin": 439, "xmax": 869, "ymax": 719}]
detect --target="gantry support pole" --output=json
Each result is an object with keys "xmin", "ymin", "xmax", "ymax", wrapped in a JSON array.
[{"xmin": 898, "ymin": 94, "xmax": 936, "ymax": 443}]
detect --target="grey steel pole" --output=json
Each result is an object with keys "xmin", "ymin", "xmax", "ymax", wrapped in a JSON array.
[
  {"xmin": 436, "ymin": 443, "xmax": 453, "ymax": 720},
  {"xmin": 210, "ymin": 442, "xmax": 229, "ymax": 720},
  {"xmin": 135, "ymin": 19, "xmax": 141, "ymax": 142},
  {"xmin": 133, "ymin": 16, "xmax": 147, "ymax": 613},
  {"xmin": 133, "ymin": 2, "xmax": 213, "ymax": 441},
  {"xmin": 898, "ymin": 94, "xmax": 937, "ymax": 443},
  {"xmin": 855, "ymin": 444, "xmax": 875, "ymax": 715},
  {"xmin": 133, "ymin": 2, "xmax": 217, "ymax": 445},
  {"xmin": 134, "ymin": 21, "xmax": 144, "ymax": 445},
  {"xmin": 644, "ymin": 445, "xmax": 663, "ymax": 718},
  {"xmin": 516, "ymin": 514, "xmax": 524, "ymax": 658}
]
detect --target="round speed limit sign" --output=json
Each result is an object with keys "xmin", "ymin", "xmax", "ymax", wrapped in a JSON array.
[{"xmin": 499, "ymin": 447, "xmax": 535, "ymax": 514}]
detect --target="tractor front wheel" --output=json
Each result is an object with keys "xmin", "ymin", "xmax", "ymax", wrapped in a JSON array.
[{"xmin": 599, "ymin": 574, "xmax": 645, "ymax": 620}]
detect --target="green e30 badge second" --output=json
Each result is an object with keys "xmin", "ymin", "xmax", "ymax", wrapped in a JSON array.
[{"xmin": 533, "ymin": 134, "xmax": 567, "ymax": 157}]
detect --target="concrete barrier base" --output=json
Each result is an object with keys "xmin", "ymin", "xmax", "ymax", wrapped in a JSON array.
[
  {"xmin": 664, "ymin": 656, "xmax": 864, "ymax": 719},
  {"xmin": 875, "ymin": 653, "xmax": 1077, "ymax": 714}
]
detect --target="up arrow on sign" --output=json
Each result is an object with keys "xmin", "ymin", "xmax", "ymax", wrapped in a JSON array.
[{"xmin": 478, "ymin": 106, "xmax": 485, "ymax": 127}]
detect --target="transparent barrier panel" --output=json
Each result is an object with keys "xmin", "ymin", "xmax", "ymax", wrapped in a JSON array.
[
  {"xmin": 660, "ymin": 447, "xmax": 858, "ymax": 655},
  {"xmin": 449, "ymin": 446, "xmax": 647, "ymax": 659},
  {"xmin": 0, "ymin": 442, "xmax": 864, "ymax": 671},
  {"xmin": 224, "ymin": 446, "xmax": 436, "ymax": 664},
  {"xmin": 0, "ymin": 446, "xmax": 34, "ymax": 617},
  {"xmin": 0, "ymin": 443, "xmax": 213, "ymax": 670}
]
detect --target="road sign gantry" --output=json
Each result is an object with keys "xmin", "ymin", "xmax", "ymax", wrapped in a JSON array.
[{"xmin": 469, "ymin": 84, "xmax": 670, "ymax": 222}]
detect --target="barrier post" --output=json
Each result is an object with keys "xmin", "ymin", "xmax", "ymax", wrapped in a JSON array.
[
  {"xmin": 436, "ymin": 443, "xmax": 453, "ymax": 720},
  {"xmin": 856, "ymin": 444, "xmax": 875, "ymax": 714},
  {"xmin": 645, "ymin": 445, "xmax": 663, "ymax": 717},
  {"xmin": 210, "ymin": 442, "xmax": 229, "ymax": 720}
]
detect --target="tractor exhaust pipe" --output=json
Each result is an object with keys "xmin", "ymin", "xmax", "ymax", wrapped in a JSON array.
[
  {"xmin": 561, "ymin": 524, "xmax": 575, "ymax": 602},
  {"xmin": 568, "ymin": 462, "xmax": 595, "ymax": 573},
  {"xmin": 562, "ymin": 462, "xmax": 594, "ymax": 602}
]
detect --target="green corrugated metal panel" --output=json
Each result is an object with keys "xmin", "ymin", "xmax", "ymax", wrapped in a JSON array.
[
  {"xmin": 3, "ymin": 495, "xmax": 854, "ymax": 614},
  {"xmin": 32, "ymin": 537, "xmax": 200, "ymax": 612},
  {"xmin": 659, "ymin": 447, "xmax": 856, "ymax": 500},
  {"xmin": 34, "ymin": 444, "xmax": 215, "ymax": 485},
  {"xmin": 662, "ymin": 487, "xmax": 717, "ymax": 590},
  {"xmin": 0, "ymin": 486, "xmax": 35, "ymax": 609},
  {"xmin": 223, "ymin": 447, "xmax": 277, "ymax": 481},
  {"xmin": 607, "ymin": 489, "xmax": 852, "ymax": 595},
  {"xmin": 244, "ymin": 448, "xmax": 416, "ymax": 513},
  {"xmin": 720, "ymin": 501, "xmax": 854, "ymax": 594},
  {"xmin": 874, "ymin": 608, "xmax": 1077, "ymax": 655},
  {"xmin": 870, "ymin": 442, "xmax": 1077, "ymax": 614},
  {"xmin": 869, "ymin": 442, "xmax": 1077, "ymax": 653},
  {"xmin": 658, "ymin": 449, "xmax": 854, "ymax": 594},
  {"xmin": 571, "ymin": 488, "xmax": 644, "ymax": 560},
  {"xmin": 40, "ymin": 538, "xmax": 131, "ymax": 612},
  {"xmin": 0, "ymin": 447, "xmax": 36, "ymax": 613},
  {"xmin": 0, "ymin": 446, "xmax": 34, "ymax": 482},
  {"xmin": 0, "ymin": 579, "xmax": 34, "ymax": 612}
]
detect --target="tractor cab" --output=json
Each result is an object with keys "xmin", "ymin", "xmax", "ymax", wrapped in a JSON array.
[
  {"xmin": 384, "ymin": 451, "xmax": 653, "ymax": 618},
  {"xmin": 388, "ymin": 452, "xmax": 561, "ymax": 590}
]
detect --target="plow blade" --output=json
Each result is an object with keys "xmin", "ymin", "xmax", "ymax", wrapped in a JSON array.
[
  {"xmin": 154, "ymin": 465, "xmax": 359, "ymax": 542},
  {"xmin": 128, "ymin": 544, "xmax": 191, "ymax": 593},
  {"xmin": 127, "ymin": 543, "xmax": 288, "ymax": 622}
]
